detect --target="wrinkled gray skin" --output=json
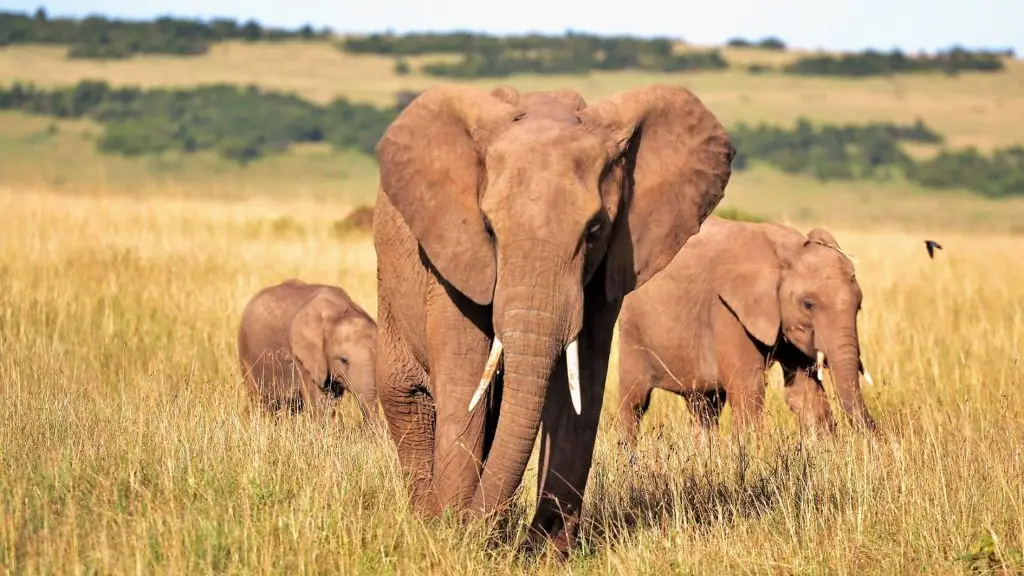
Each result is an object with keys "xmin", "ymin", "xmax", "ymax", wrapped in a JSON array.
[
  {"xmin": 238, "ymin": 279, "xmax": 379, "ymax": 424},
  {"xmin": 372, "ymin": 83, "xmax": 735, "ymax": 555},
  {"xmin": 617, "ymin": 216, "xmax": 877, "ymax": 444}
]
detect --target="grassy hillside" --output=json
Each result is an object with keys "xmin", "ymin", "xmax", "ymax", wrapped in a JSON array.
[
  {"xmin": 1, "ymin": 188, "xmax": 1021, "ymax": 573},
  {"xmin": 0, "ymin": 112, "xmax": 381, "ymax": 203},
  {"xmin": 2, "ymin": 40, "xmax": 1024, "ymax": 231},
  {"xmin": 3, "ymin": 110, "xmax": 1024, "ymax": 233},
  {"xmin": 3, "ymin": 41, "xmax": 1023, "ymax": 150}
]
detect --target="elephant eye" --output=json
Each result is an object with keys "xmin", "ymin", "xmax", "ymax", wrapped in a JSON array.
[
  {"xmin": 339, "ymin": 356, "xmax": 349, "ymax": 365},
  {"xmin": 585, "ymin": 218, "xmax": 602, "ymax": 242},
  {"xmin": 802, "ymin": 298, "xmax": 814, "ymax": 311}
]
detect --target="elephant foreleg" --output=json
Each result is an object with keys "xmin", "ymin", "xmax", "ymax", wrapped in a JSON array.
[
  {"xmin": 782, "ymin": 363, "xmax": 836, "ymax": 433},
  {"xmin": 714, "ymin": 307, "xmax": 768, "ymax": 435},
  {"xmin": 721, "ymin": 366, "xmax": 765, "ymax": 435},
  {"xmin": 427, "ymin": 292, "xmax": 492, "ymax": 513},
  {"xmin": 684, "ymin": 388, "xmax": 726, "ymax": 447},
  {"xmin": 377, "ymin": 319, "xmax": 438, "ymax": 515},
  {"xmin": 298, "ymin": 375, "xmax": 334, "ymax": 422},
  {"xmin": 617, "ymin": 346, "xmax": 654, "ymax": 447},
  {"xmin": 527, "ymin": 296, "xmax": 620, "ymax": 557}
]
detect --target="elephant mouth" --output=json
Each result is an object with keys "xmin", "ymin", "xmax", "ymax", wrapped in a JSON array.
[
  {"xmin": 467, "ymin": 335, "xmax": 583, "ymax": 415},
  {"xmin": 322, "ymin": 378, "xmax": 345, "ymax": 398},
  {"xmin": 811, "ymin": 349, "xmax": 875, "ymax": 387}
]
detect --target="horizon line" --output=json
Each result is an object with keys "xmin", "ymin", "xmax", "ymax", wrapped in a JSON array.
[{"xmin": 2, "ymin": 6, "xmax": 1019, "ymax": 56}]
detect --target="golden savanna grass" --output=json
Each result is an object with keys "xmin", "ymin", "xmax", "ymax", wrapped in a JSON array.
[
  {"xmin": 2, "ymin": 38, "xmax": 1024, "ymax": 573},
  {"xmin": 1, "ymin": 187, "xmax": 1022, "ymax": 574}
]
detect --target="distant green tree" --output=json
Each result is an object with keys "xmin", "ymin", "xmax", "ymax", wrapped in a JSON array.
[
  {"xmin": 0, "ymin": 9, "xmax": 326, "ymax": 58},
  {"xmin": 97, "ymin": 119, "xmax": 178, "ymax": 156},
  {"xmin": 342, "ymin": 31, "xmax": 732, "ymax": 77},
  {"xmin": 757, "ymin": 36, "xmax": 786, "ymax": 50},
  {"xmin": 241, "ymin": 20, "xmax": 263, "ymax": 41},
  {"xmin": 658, "ymin": 50, "xmax": 728, "ymax": 72},
  {"xmin": 784, "ymin": 47, "xmax": 1006, "ymax": 77},
  {"xmin": 0, "ymin": 80, "xmax": 402, "ymax": 163},
  {"xmin": 394, "ymin": 90, "xmax": 419, "ymax": 111},
  {"xmin": 726, "ymin": 36, "xmax": 787, "ymax": 51},
  {"xmin": 217, "ymin": 135, "xmax": 267, "ymax": 165}
]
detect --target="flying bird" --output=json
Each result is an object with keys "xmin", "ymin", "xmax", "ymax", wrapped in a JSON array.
[{"xmin": 924, "ymin": 240, "xmax": 943, "ymax": 259}]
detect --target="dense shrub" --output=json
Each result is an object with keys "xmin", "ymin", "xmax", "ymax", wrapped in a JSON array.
[
  {"xmin": 0, "ymin": 8, "xmax": 328, "ymax": 59},
  {"xmin": 332, "ymin": 205, "xmax": 376, "ymax": 237},
  {"xmin": 343, "ymin": 31, "xmax": 727, "ymax": 77},
  {"xmin": 393, "ymin": 58, "xmax": 411, "ymax": 75},
  {"xmin": 729, "ymin": 119, "xmax": 925, "ymax": 181},
  {"xmin": 726, "ymin": 36, "xmax": 787, "ymax": 50},
  {"xmin": 341, "ymin": 31, "xmax": 675, "ymax": 58},
  {"xmin": 419, "ymin": 48, "xmax": 729, "ymax": 78},
  {"xmin": 728, "ymin": 118, "xmax": 1021, "ymax": 197},
  {"xmin": 907, "ymin": 146, "xmax": 1024, "ymax": 198},
  {"xmin": 0, "ymin": 80, "xmax": 401, "ymax": 164},
  {"xmin": 783, "ymin": 47, "xmax": 1009, "ymax": 77},
  {"xmin": 658, "ymin": 51, "xmax": 729, "ymax": 72}
]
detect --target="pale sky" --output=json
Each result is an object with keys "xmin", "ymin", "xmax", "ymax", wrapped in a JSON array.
[{"xmin": 7, "ymin": 0, "xmax": 1023, "ymax": 55}]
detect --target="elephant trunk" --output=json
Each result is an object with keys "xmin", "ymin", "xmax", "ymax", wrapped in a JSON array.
[
  {"xmin": 822, "ymin": 325, "xmax": 876, "ymax": 431},
  {"xmin": 469, "ymin": 274, "xmax": 582, "ymax": 516},
  {"xmin": 350, "ymin": 364, "xmax": 380, "ymax": 425}
]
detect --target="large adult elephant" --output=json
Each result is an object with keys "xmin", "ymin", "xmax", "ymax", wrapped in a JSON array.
[
  {"xmin": 617, "ymin": 216, "xmax": 877, "ymax": 445},
  {"xmin": 372, "ymin": 83, "xmax": 736, "ymax": 553}
]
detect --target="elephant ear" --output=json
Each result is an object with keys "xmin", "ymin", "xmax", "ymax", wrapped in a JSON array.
[
  {"xmin": 289, "ymin": 293, "xmax": 340, "ymax": 388},
  {"xmin": 490, "ymin": 85, "xmax": 520, "ymax": 105},
  {"xmin": 807, "ymin": 228, "xmax": 841, "ymax": 250},
  {"xmin": 580, "ymin": 84, "xmax": 736, "ymax": 301},
  {"xmin": 711, "ymin": 226, "xmax": 783, "ymax": 347},
  {"xmin": 375, "ymin": 85, "xmax": 517, "ymax": 306}
]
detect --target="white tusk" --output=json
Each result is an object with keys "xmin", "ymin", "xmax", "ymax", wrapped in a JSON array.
[
  {"xmin": 566, "ymin": 339, "xmax": 582, "ymax": 415},
  {"xmin": 861, "ymin": 367, "xmax": 875, "ymax": 386},
  {"xmin": 468, "ymin": 338, "xmax": 503, "ymax": 412},
  {"xmin": 815, "ymin": 350, "xmax": 825, "ymax": 381}
]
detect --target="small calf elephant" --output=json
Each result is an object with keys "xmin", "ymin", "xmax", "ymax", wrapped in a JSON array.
[
  {"xmin": 617, "ymin": 216, "xmax": 877, "ymax": 444},
  {"xmin": 237, "ymin": 279, "xmax": 379, "ymax": 423}
]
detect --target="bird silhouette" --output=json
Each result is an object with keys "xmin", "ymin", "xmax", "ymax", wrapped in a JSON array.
[{"xmin": 924, "ymin": 240, "xmax": 943, "ymax": 259}]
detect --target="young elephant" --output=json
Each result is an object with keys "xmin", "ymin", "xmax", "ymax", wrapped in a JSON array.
[
  {"xmin": 617, "ymin": 216, "xmax": 876, "ymax": 444},
  {"xmin": 237, "ymin": 279, "xmax": 379, "ymax": 424}
]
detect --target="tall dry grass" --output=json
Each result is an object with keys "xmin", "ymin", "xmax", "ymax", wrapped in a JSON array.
[{"xmin": 1, "ymin": 187, "xmax": 1022, "ymax": 574}]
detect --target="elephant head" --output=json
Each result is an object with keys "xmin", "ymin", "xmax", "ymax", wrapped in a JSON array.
[
  {"xmin": 375, "ymin": 84, "xmax": 735, "ymax": 515},
  {"xmin": 289, "ymin": 290, "xmax": 379, "ymax": 422},
  {"xmin": 713, "ymin": 221, "xmax": 875, "ymax": 430}
]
